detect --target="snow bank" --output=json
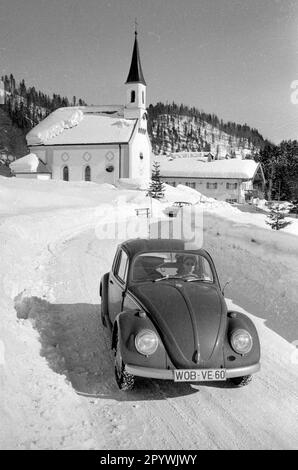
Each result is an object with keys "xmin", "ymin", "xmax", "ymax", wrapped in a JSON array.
[
  {"xmin": 0, "ymin": 178, "xmax": 152, "ymax": 449},
  {"xmin": 117, "ymin": 178, "xmax": 149, "ymax": 191},
  {"xmin": 167, "ymin": 184, "xmax": 298, "ymax": 237},
  {"xmin": 163, "ymin": 183, "xmax": 202, "ymax": 204},
  {"xmin": 0, "ymin": 213, "xmax": 97, "ymax": 448}
]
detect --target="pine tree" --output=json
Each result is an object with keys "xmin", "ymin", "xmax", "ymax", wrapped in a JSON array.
[
  {"xmin": 266, "ymin": 204, "xmax": 292, "ymax": 230},
  {"xmin": 147, "ymin": 161, "xmax": 165, "ymax": 200}
]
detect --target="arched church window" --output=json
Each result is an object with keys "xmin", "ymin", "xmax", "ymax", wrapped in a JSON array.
[
  {"xmin": 131, "ymin": 90, "xmax": 135, "ymax": 103},
  {"xmin": 85, "ymin": 165, "xmax": 91, "ymax": 182},
  {"xmin": 142, "ymin": 91, "xmax": 144, "ymax": 104},
  {"xmin": 63, "ymin": 166, "xmax": 69, "ymax": 181}
]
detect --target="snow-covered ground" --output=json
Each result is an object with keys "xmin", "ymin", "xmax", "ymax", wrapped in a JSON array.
[{"xmin": 0, "ymin": 176, "xmax": 297, "ymax": 449}]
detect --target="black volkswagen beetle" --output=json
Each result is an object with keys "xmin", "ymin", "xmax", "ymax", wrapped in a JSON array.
[{"xmin": 100, "ymin": 238, "xmax": 260, "ymax": 391}]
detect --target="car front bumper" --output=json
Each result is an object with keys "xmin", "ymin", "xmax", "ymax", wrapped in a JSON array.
[{"xmin": 125, "ymin": 363, "xmax": 261, "ymax": 380}]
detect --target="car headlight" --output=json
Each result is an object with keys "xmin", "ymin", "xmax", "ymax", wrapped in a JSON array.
[
  {"xmin": 135, "ymin": 329, "xmax": 159, "ymax": 356},
  {"xmin": 230, "ymin": 329, "xmax": 253, "ymax": 355}
]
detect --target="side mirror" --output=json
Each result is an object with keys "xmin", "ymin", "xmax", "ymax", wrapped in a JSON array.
[{"xmin": 222, "ymin": 280, "xmax": 231, "ymax": 296}]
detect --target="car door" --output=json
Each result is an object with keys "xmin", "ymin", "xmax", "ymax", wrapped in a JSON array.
[{"xmin": 108, "ymin": 248, "xmax": 129, "ymax": 324}]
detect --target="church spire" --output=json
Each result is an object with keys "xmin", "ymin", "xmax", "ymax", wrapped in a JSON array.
[{"xmin": 125, "ymin": 27, "xmax": 146, "ymax": 86}]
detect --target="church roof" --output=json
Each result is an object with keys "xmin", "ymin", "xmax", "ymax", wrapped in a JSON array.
[
  {"xmin": 26, "ymin": 107, "xmax": 137, "ymax": 146},
  {"xmin": 125, "ymin": 32, "xmax": 146, "ymax": 86}
]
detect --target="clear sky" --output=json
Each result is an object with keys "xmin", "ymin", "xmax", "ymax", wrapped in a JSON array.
[{"xmin": 0, "ymin": 0, "xmax": 297, "ymax": 144}]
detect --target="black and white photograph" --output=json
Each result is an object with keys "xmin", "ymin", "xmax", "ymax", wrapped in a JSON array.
[{"xmin": 0, "ymin": 0, "xmax": 297, "ymax": 452}]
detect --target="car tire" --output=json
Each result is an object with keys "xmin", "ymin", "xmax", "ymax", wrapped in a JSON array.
[
  {"xmin": 114, "ymin": 332, "xmax": 135, "ymax": 391},
  {"xmin": 228, "ymin": 375, "xmax": 252, "ymax": 387}
]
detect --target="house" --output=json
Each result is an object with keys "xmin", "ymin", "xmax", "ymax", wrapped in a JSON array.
[
  {"xmin": 9, "ymin": 153, "xmax": 51, "ymax": 180},
  {"xmin": 11, "ymin": 31, "xmax": 152, "ymax": 185},
  {"xmin": 157, "ymin": 157, "xmax": 265, "ymax": 203}
]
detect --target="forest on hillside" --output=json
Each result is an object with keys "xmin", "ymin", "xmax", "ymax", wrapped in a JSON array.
[
  {"xmin": 258, "ymin": 140, "xmax": 298, "ymax": 202},
  {"xmin": 1, "ymin": 73, "xmax": 87, "ymax": 133},
  {"xmin": 147, "ymin": 102, "xmax": 267, "ymax": 150}
]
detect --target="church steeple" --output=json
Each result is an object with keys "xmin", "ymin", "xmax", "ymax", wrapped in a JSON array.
[
  {"xmin": 125, "ymin": 30, "xmax": 146, "ymax": 86},
  {"xmin": 124, "ymin": 27, "xmax": 147, "ymax": 125}
]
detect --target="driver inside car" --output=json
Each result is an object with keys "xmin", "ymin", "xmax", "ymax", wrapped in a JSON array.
[
  {"xmin": 176, "ymin": 255, "xmax": 197, "ymax": 276},
  {"xmin": 181, "ymin": 256, "xmax": 197, "ymax": 275}
]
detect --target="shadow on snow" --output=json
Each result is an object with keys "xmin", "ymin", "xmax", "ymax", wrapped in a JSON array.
[{"xmin": 14, "ymin": 295, "xmax": 235, "ymax": 401}]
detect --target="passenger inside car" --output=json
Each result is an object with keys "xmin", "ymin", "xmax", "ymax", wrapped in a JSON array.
[{"xmin": 133, "ymin": 256, "xmax": 164, "ymax": 281}]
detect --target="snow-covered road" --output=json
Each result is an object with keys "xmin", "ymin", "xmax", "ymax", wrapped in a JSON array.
[
  {"xmin": 36, "ymin": 226, "xmax": 298, "ymax": 450},
  {"xmin": 1, "ymin": 178, "xmax": 298, "ymax": 449}
]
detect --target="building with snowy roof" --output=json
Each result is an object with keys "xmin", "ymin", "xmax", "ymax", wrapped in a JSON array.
[
  {"xmin": 12, "ymin": 31, "xmax": 152, "ymax": 185},
  {"xmin": 9, "ymin": 153, "xmax": 51, "ymax": 180},
  {"xmin": 156, "ymin": 157, "xmax": 265, "ymax": 203}
]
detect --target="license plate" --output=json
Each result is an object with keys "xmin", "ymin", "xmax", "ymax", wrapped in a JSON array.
[{"xmin": 174, "ymin": 369, "xmax": 226, "ymax": 382}]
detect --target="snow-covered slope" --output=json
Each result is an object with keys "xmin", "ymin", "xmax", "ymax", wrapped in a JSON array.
[{"xmin": 0, "ymin": 176, "xmax": 297, "ymax": 449}]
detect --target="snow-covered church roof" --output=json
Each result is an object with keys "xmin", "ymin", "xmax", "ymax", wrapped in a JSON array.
[
  {"xmin": 156, "ymin": 156, "xmax": 262, "ymax": 180},
  {"xmin": 26, "ymin": 106, "xmax": 137, "ymax": 146}
]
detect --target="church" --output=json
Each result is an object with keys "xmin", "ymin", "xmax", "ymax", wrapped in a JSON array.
[{"xmin": 11, "ymin": 31, "xmax": 152, "ymax": 185}]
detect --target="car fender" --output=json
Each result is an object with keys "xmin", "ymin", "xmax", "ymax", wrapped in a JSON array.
[
  {"xmin": 112, "ymin": 310, "xmax": 168, "ymax": 369},
  {"xmin": 224, "ymin": 311, "xmax": 261, "ymax": 369}
]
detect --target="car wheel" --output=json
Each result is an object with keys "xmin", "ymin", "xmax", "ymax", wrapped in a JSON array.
[
  {"xmin": 228, "ymin": 375, "xmax": 252, "ymax": 387},
  {"xmin": 114, "ymin": 333, "xmax": 135, "ymax": 391}
]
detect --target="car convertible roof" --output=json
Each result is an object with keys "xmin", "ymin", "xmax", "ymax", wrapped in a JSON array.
[{"xmin": 120, "ymin": 238, "xmax": 204, "ymax": 258}]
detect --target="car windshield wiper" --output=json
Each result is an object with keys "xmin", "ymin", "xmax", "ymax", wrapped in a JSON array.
[{"xmin": 154, "ymin": 275, "xmax": 184, "ymax": 282}]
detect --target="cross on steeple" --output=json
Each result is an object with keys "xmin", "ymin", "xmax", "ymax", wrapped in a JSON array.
[{"xmin": 134, "ymin": 18, "xmax": 138, "ymax": 35}]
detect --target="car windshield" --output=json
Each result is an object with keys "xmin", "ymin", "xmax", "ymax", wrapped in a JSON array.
[{"xmin": 131, "ymin": 251, "xmax": 214, "ymax": 283}]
